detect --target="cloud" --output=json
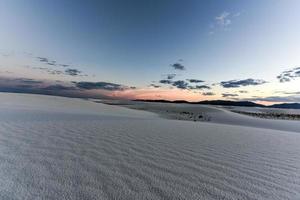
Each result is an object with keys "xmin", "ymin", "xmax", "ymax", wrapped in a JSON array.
[
  {"xmin": 276, "ymin": 91, "xmax": 300, "ymax": 95},
  {"xmin": 0, "ymin": 77, "xmax": 127, "ymax": 99},
  {"xmin": 216, "ymin": 12, "xmax": 231, "ymax": 27},
  {"xmin": 32, "ymin": 67, "xmax": 64, "ymax": 75},
  {"xmin": 188, "ymin": 85, "xmax": 211, "ymax": 90},
  {"xmin": 159, "ymin": 79, "xmax": 211, "ymax": 90},
  {"xmin": 166, "ymin": 74, "xmax": 176, "ymax": 80},
  {"xmin": 36, "ymin": 56, "xmax": 73, "ymax": 71},
  {"xmin": 37, "ymin": 57, "xmax": 49, "ymax": 63},
  {"xmin": 202, "ymin": 92, "xmax": 215, "ymax": 96},
  {"xmin": 210, "ymin": 11, "xmax": 241, "ymax": 34},
  {"xmin": 222, "ymin": 93, "xmax": 239, "ymax": 98},
  {"xmin": 149, "ymin": 84, "xmax": 161, "ymax": 88},
  {"xmin": 220, "ymin": 78, "xmax": 267, "ymax": 88},
  {"xmin": 172, "ymin": 80, "xmax": 188, "ymax": 89},
  {"xmin": 15, "ymin": 78, "xmax": 43, "ymax": 84},
  {"xmin": 198, "ymin": 85, "xmax": 211, "ymax": 90},
  {"xmin": 65, "ymin": 68, "xmax": 82, "ymax": 76},
  {"xmin": 171, "ymin": 63, "xmax": 185, "ymax": 70},
  {"xmin": 277, "ymin": 67, "xmax": 300, "ymax": 82},
  {"xmin": 159, "ymin": 79, "xmax": 173, "ymax": 84},
  {"xmin": 36, "ymin": 57, "xmax": 58, "ymax": 66},
  {"xmin": 187, "ymin": 79, "xmax": 205, "ymax": 83},
  {"xmin": 30, "ymin": 66, "xmax": 86, "ymax": 77},
  {"xmin": 42, "ymin": 84, "xmax": 77, "ymax": 91},
  {"xmin": 75, "ymin": 81, "xmax": 131, "ymax": 91},
  {"xmin": 238, "ymin": 90, "xmax": 248, "ymax": 93},
  {"xmin": 0, "ymin": 77, "xmax": 78, "ymax": 95},
  {"xmin": 243, "ymin": 95, "xmax": 300, "ymax": 103}
]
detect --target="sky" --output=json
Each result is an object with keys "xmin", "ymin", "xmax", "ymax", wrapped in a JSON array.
[{"xmin": 1, "ymin": 0, "xmax": 300, "ymax": 104}]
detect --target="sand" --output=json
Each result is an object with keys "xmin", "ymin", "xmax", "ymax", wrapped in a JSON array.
[
  {"xmin": 0, "ymin": 93, "xmax": 300, "ymax": 200},
  {"xmin": 105, "ymin": 100, "xmax": 300, "ymax": 133}
]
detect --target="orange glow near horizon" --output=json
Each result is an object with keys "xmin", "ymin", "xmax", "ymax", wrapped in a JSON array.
[{"xmin": 108, "ymin": 88, "xmax": 216, "ymax": 102}]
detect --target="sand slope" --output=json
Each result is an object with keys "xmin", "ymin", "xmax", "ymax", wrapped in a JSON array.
[
  {"xmin": 117, "ymin": 101, "xmax": 300, "ymax": 133},
  {"xmin": 0, "ymin": 93, "xmax": 300, "ymax": 200}
]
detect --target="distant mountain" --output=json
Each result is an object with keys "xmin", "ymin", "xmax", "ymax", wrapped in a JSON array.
[
  {"xmin": 195, "ymin": 100, "xmax": 265, "ymax": 107},
  {"xmin": 269, "ymin": 103, "xmax": 300, "ymax": 109},
  {"xmin": 134, "ymin": 99, "xmax": 265, "ymax": 107},
  {"xmin": 135, "ymin": 99, "xmax": 300, "ymax": 109}
]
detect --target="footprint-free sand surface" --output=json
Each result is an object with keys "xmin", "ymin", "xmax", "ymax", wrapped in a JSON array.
[{"xmin": 0, "ymin": 93, "xmax": 300, "ymax": 200}]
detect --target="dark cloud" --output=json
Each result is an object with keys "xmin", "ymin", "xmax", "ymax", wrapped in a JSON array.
[
  {"xmin": 277, "ymin": 67, "xmax": 300, "ymax": 82},
  {"xmin": 75, "ymin": 81, "xmax": 131, "ymax": 91},
  {"xmin": 65, "ymin": 68, "xmax": 82, "ymax": 76},
  {"xmin": 172, "ymin": 80, "xmax": 189, "ymax": 89},
  {"xmin": 47, "ymin": 61, "xmax": 56, "ymax": 66},
  {"xmin": 202, "ymin": 92, "xmax": 215, "ymax": 96},
  {"xmin": 149, "ymin": 84, "xmax": 161, "ymax": 88},
  {"xmin": 0, "ymin": 77, "xmax": 74, "ymax": 94},
  {"xmin": 36, "ymin": 56, "xmax": 73, "ymax": 70},
  {"xmin": 166, "ymin": 74, "xmax": 176, "ymax": 80},
  {"xmin": 188, "ymin": 85, "xmax": 211, "ymax": 90},
  {"xmin": 220, "ymin": 78, "xmax": 267, "ymax": 88},
  {"xmin": 171, "ymin": 63, "xmax": 185, "ymax": 70},
  {"xmin": 238, "ymin": 90, "xmax": 248, "ymax": 93},
  {"xmin": 31, "ymin": 66, "xmax": 85, "ymax": 77},
  {"xmin": 36, "ymin": 57, "xmax": 58, "ymax": 66},
  {"xmin": 32, "ymin": 67, "xmax": 64, "ymax": 75},
  {"xmin": 159, "ymin": 79, "xmax": 173, "ymax": 84},
  {"xmin": 0, "ymin": 77, "xmax": 116, "ymax": 99},
  {"xmin": 42, "ymin": 84, "xmax": 77, "ymax": 91},
  {"xmin": 37, "ymin": 57, "xmax": 49, "ymax": 63},
  {"xmin": 187, "ymin": 79, "xmax": 205, "ymax": 83},
  {"xmin": 15, "ymin": 78, "xmax": 43, "ymax": 84},
  {"xmin": 159, "ymin": 79, "xmax": 211, "ymax": 90},
  {"xmin": 222, "ymin": 93, "xmax": 239, "ymax": 98}
]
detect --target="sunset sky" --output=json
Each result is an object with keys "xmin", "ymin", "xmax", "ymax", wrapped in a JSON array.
[{"xmin": 1, "ymin": 0, "xmax": 300, "ymax": 104}]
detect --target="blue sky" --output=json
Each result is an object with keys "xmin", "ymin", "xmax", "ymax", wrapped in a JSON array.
[{"xmin": 1, "ymin": 0, "xmax": 300, "ymax": 103}]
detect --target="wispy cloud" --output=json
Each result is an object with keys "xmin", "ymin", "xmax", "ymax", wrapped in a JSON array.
[
  {"xmin": 75, "ymin": 81, "xmax": 132, "ymax": 91},
  {"xmin": 216, "ymin": 12, "xmax": 231, "ymax": 27},
  {"xmin": 149, "ymin": 84, "xmax": 161, "ymax": 88},
  {"xmin": 238, "ymin": 90, "xmax": 248, "ymax": 93},
  {"xmin": 31, "ymin": 67, "xmax": 64, "ymax": 75},
  {"xmin": 220, "ymin": 78, "xmax": 267, "ymax": 88},
  {"xmin": 243, "ymin": 95, "xmax": 300, "ymax": 103},
  {"xmin": 159, "ymin": 79, "xmax": 173, "ymax": 84},
  {"xmin": 222, "ymin": 93, "xmax": 239, "ymax": 98},
  {"xmin": 36, "ymin": 56, "xmax": 70, "ymax": 68},
  {"xmin": 64, "ymin": 68, "xmax": 82, "ymax": 76},
  {"xmin": 166, "ymin": 74, "xmax": 176, "ymax": 80},
  {"xmin": 275, "ymin": 91, "xmax": 300, "ymax": 95},
  {"xmin": 188, "ymin": 85, "xmax": 211, "ymax": 90},
  {"xmin": 202, "ymin": 92, "xmax": 215, "ymax": 96},
  {"xmin": 210, "ymin": 11, "xmax": 241, "ymax": 34},
  {"xmin": 187, "ymin": 79, "xmax": 205, "ymax": 83},
  {"xmin": 277, "ymin": 67, "xmax": 300, "ymax": 82}
]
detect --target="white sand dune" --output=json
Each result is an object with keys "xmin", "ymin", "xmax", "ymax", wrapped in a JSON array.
[
  {"xmin": 0, "ymin": 93, "xmax": 300, "ymax": 199},
  {"xmin": 116, "ymin": 101, "xmax": 300, "ymax": 133}
]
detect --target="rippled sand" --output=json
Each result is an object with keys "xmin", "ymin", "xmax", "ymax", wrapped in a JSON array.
[{"xmin": 0, "ymin": 93, "xmax": 300, "ymax": 199}]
